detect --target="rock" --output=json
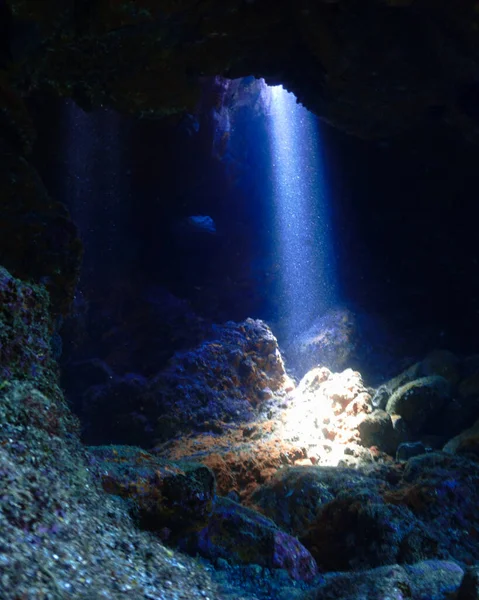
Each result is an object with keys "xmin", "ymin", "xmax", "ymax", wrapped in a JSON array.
[
  {"xmin": 420, "ymin": 349, "xmax": 461, "ymax": 384},
  {"xmin": 154, "ymin": 422, "xmax": 305, "ymax": 504},
  {"xmin": 444, "ymin": 418, "xmax": 479, "ymax": 457},
  {"xmin": 0, "ymin": 141, "xmax": 81, "ymax": 315},
  {"xmin": 179, "ymin": 496, "xmax": 319, "ymax": 582},
  {"xmin": 307, "ymin": 561, "xmax": 463, "ymax": 600},
  {"xmin": 371, "ymin": 385, "xmax": 390, "ymax": 409},
  {"xmin": 88, "ymin": 445, "xmax": 216, "ymax": 537},
  {"xmin": 384, "ymin": 452, "xmax": 479, "ymax": 564},
  {"xmin": 0, "ymin": 267, "xmax": 78, "ymax": 436},
  {"xmin": 372, "ymin": 362, "xmax": 422, "ymax": 408},
  {"xmin": 61, "ymin": 357, "xmax": 114, "ymax": 401},
  {"xmin": 251, "ymin": 465, "xmax": 385, "ymax": 539},
  {"xmin": 396, "ymin": 441, "xmax": 429, "ymax": 461},
  {"xmin": 391, "ymin": 413, "xmax": 411, "ymax": 445},
  {"xmin": 357, "ymin": 410, "xmax": 397, "ymax": 455},
  {"xmin": 459, "ymin": 372, "xmax": 479, "ymax": 398},
  {"xmin": 151, "ymin": 318, "xmax": 290, "ymax": 439},
  {"xmin": 430, "ymin": 394, "xmax": 479, "ymax": 439},
  {"xmin": 0, "ymin": 381, "xmax": 77, "ymax": 439},
  {"xmin": 79, "ymin": 372, "xmax": 152, "ymax": 446},
  {"xmin": 0, "ymin": 274, "xmax": 244, "ymax": 599},
  {"xmin": 77, "ymin": 318, "xmax": 291, "ymax": 447},
  {"xmin": 458, "ymin": 566, "xmax": 479, "ymax": 600},
  {"xmin": 299, "ymin": 488, "xmax": 440, "ymax": 572},
  {"xmin": 286, "ymin": 308, "xmax": 359, "ymax": 376},
  {"xmin": 281, "ymin": 367, "xmax": 374, "ymax": 464},
  {"xmin": 385, "ymin": 375, "xmax": 451, "ymax": 432}
]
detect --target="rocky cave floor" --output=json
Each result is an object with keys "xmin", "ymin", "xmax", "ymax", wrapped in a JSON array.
[{"xmin": 2, "ymin": 265, "xmax": 479, "ymax": 600}]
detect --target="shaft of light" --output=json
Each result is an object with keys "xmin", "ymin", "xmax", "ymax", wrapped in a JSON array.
[{"xmin": 268, "ymin": 85, "xmax": 335, "ymax": 338}]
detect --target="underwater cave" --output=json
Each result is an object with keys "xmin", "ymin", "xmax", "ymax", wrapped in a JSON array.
[{"xmin": 2, "ymin": 1, "xmax": 479, "ymax": 598}]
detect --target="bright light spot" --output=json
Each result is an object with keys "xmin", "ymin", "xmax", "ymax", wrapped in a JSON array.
[
  {"xmin": 267, "ymin": 86, "xmax": 335, "ymax": 339},
  {"xmin": 280, "ymin": 367, "xmax": 373, "ymax": 467}
]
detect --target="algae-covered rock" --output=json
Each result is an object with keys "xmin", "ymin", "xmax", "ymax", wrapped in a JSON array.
[
  {"xmin": 251, "ymin": 465, "xmax": 385, "ymax": 539},
  {"xmin": 88, "ymin": 445, "xmax": 216, "ymax": 537},
  {"xmin": 0, "ymin": 266, "xmax": 70, "ymax": 415},
  {"xmin": 180, "ymin": 496, "xmax": 319, "ymax": 583},
  {"xmin": 386, "ymin": 376, "xmax": 451, "ymax": 432},
  {"xmin": 357, "ymin": 409, "xmax": 397, "ymax": 454},
  {"xmin": 300, "ymin": 489, "xmax": 440, "ymax": 572},
  {"xmin": 306, "ymin": 560, "xmax": 464, "ymax": 600},
  {"xmin": 0, "ymin": 269, "xmax": 244, "ymax": 599}
]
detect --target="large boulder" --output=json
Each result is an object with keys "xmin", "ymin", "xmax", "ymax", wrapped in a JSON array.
[
  {"xmin": 250, "ymin": 465, "xmax": 386, "ymax": 539},
  {"xmin": 179, "ymin": 496, "xmax": 319, "ymax": 583},
  {"xmin": 385, "ymin": 375, "xmax": 451, "ymax": 433},
  {"xmin": 75, "ymin": 318, "xmax": 292, "ymax": 447},
  {"xmin": 151, "ymin": 318, "xmax": 291, "ymax": 439}
]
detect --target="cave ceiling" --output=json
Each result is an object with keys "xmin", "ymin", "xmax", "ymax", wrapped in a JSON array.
[{"xmin": 3, "ymin": 0, "xmax": 479, "ymax": 140}]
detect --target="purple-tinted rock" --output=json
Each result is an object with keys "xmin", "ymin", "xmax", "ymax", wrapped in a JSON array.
[
  {"xmin": 180, "ymin": 496, "xmax": 318, "ymax": 582},
  {"xmin": 77, "ymin": 318, "xmax": 290, "ymax": 446},
  {"xmin": 151, "ymin": 318, "xmax": 289, "ymax": 438}
]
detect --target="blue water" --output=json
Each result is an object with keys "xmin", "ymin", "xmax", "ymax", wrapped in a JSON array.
[{"xmin": 268, "ymin": 85, "xmax": 336, "ymax": 338}]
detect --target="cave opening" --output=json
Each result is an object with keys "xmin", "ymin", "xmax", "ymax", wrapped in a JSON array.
[{"xmin": 4, "ymin": 0, "xmax": 479, "ymax": 595}]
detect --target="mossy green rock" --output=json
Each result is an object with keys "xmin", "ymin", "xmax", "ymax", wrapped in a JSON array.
[{"xmin": 386, "ymin": 376, "xmax": 451, "ymax": 433}]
